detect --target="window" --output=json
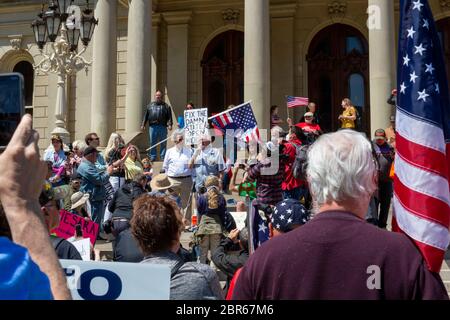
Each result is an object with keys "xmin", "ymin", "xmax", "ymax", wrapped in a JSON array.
[
  {"xmin": 346, "ymin": 36, "xmax": 364, "ymax": 54},
  {"xmin": 348, "ymin": 73, "xmax": 365, "ymax": 108},
  {"xmin": 13, "ymin": 61, "xmax": 34, "ymax": 108}
]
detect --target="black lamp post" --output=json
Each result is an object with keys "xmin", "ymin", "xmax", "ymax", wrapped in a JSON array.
[
  {"xmin": 66, "ymin": 13, "xmax": 80, "ymax": 52},
  {"xmin": 31, "ymin": 7, "xmax": 48, "ymax": 50},
  {"xmin": 55, "ymin": 0, "xmax": 74, "ymax": 21},
  {"xmin": 44, "ymin": 1, "xmax": 61, "ymax": 42},
  {"xmin": 80, "ymin": 1, "xmax": 98, "ymax": 47}
]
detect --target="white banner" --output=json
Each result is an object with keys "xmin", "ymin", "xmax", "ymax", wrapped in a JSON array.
[
  {"xmin": 60, "ymin": 260, "xmax": 170, "ymax": 300},
  {"xmin": 184, "ymin": 108, "xmax": 209, "ymax": 145},
  {"xmin": 71, "ymin": 238, "xmax": 91, "ymax": 261}
]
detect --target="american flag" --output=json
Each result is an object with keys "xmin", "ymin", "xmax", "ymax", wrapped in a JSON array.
[
  {"xmin": 247, "ymin": 201, "xmax": 270, "ymax": 254},
  {"xmin": 210, "ymin": 102, "xmax": 260, "ymax": 143},
  {"xmin": 393, "ymin": 0, "xmax": 450, "ymax": 273},
  {"xmin": 286, "ymin": 96, "xmax": 309, "ymax": 108}
]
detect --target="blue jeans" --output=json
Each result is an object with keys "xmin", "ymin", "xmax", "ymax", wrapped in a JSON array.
[
  {"xmin": 149, "ymin": 124, "xmax": 168, "ymax": 161},
  {"xmin": 90, "ymin": 200, "xmax": 105, "ymax": 234}
]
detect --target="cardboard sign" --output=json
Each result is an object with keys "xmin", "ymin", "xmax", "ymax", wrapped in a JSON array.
[
  {"xmin": 230, "ymin": 211, "xmax": 247, "ymax": 231},
  {"xmin": 184, "ymin": 108, "xmax": 208, "ymax": 145},
  {"xmin": 60, "ymin": 260, "xmax": 171, "ymax": 300},
  {"xmin": 52, "ymin": 210, "xmax": 99, "ymax": 246},
  {"xmin": 71, "ymin": 238, "xmax": 91, "ymax": 261}
]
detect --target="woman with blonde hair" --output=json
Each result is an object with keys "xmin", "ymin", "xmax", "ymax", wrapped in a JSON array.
[
  {"xmin": 104, "ymin": 133, "xmax": 128, "ymax": 192},
  {"xmin": 195, "ymin": 175, "xmax": 230, "ymax": 264},
  {"xmin": 124, "ymin": 145, "xmax": 143, "ymax": 182},
  {"xmin": 338, "ymin": 98, "xmax": 357, "ymax": 129}
]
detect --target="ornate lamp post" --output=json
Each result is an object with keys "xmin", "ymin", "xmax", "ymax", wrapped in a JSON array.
[{"xmin": 32, "ymin": 0, "xmax": 97, "ymax": 142}]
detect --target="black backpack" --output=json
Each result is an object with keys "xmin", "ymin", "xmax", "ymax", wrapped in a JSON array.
[{"xmin": 291, "ymin": 143, "xmax": 310, "ymax": 180}]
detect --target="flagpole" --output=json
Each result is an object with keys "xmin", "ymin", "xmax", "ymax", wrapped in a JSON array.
[{"xmin": 208, "ymin": 100, "xmax": 254, "ymax": 119}]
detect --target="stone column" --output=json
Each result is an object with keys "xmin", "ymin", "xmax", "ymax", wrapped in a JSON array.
[
  {"xmin": 271, "ymin": 4, "xmax": 297, "ymax": 130},
  {"xmin": 91, "ymin": 0, "xmax": 117, "ymax": 144},
  {"xmin": 368, "ymin": 0, "xmax": 395, "ymax": 133},
  {"xmin": 245, "ymin": 0, "xmax": 270, "ymax": 131},
  {"xmin": 164, "ymin": 11, "xmax": 192, "ymax": 120},
  {"xmin": 125, "ymin": 0, "xmax": 152, "ymax": 134},
  {"xmin": 151, "ymin": 14, "xmax": 161, "ymax": 96}
]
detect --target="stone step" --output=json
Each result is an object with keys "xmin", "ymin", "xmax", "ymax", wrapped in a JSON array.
[
  {"xmin": 440, "ymin": 270, "xmax": 450, "ymax": 281},
  {"xmin": 443, "ymin": 281, "xmax": 450, "ymax": 295}
]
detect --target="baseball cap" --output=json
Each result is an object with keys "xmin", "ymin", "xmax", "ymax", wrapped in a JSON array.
[
  {"xmin": 272, "ymin": 199, "xmax": 310, "ymax": 233},
  {"xmin": 374, "ymin": 129, "xmax": 386, "ymax": 140},
  {"xmin": 83, "ymin": 146, "xmax": 98, "ymax": 157},
  {"xmin": 39, "ymin": 182, "xmax": 70, "ymax": 207}
]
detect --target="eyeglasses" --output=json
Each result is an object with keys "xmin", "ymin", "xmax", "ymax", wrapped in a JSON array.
[{"xmin": 90, "ymin": 137, "xmax": 100, "ymax": 141}]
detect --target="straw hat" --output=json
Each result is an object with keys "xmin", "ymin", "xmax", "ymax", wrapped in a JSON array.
[
  {"xmin": 70, "ymin": 192, "xmax": 90, "ymax": 210},
  {"xmin": 150, "ymin": 174, "xmax": 174, "ymax": 191}
]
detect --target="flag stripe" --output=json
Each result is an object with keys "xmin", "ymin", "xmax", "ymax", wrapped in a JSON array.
[
  {"xmin": 394, "ymin": 174, "xmax": 450, "ymax": 227},
  {"xmin": 391, "ymin": 215, "xmax": 446, "ymax": 273},
  {"xmin": 395, "ymin": 132, "xmax": 448, "ymax": 177},
  {"xmin": 396, "ymin": 108, "xmax": 446, "ymax": 153},
  {"xmin": 393, "ymin": 196, "xmax": 450, "ymax": 251},
  {"xmin": 395, "ymin": 153, "xmax": 450, "ymax": 206}
]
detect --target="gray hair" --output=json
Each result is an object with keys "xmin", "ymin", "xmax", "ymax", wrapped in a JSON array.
[
  {"xmin": 171, "ymin": 130, "xmax": 184, "ymax": 143},
  {"xmin": 306, "ymin": 130, "xmax": 377, "ymax": 208},
  {"xmin": 72, "ymin": 140, "xmax": 87, "ymax": 152}
]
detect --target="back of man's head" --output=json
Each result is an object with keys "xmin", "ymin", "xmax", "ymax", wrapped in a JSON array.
[
  {"xmin": 306, "ymin": 130, "xmax": 377, "ymax": 208},
  {"xmin": 133, "ymin": 173, "xmax": 147, "ymax": 185}
]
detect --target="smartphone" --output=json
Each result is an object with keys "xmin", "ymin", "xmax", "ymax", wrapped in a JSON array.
[{"xmin": 0, "ymin": 73, "xmax": 25, "ymax": 151}]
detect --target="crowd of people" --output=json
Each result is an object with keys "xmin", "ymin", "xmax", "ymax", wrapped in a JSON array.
[{"xmin": 0, "ymin": 86, "xmax": 448, "ymax": 300}]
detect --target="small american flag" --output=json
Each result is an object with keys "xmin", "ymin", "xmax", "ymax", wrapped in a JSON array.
[
  {"xmin": 248, "ymin": 201, "xmax": 270, "ymax": 254},
  {"xmin": 286, "ymin": 96, "xmax": 309, "ymax": 108},
  {"xmin": 210, "ymin": 102, "xmax": 260, "ymax": 143},
  {"xmin": 393, "ymin": 0, "xmax": 450, "ymax": 273}
]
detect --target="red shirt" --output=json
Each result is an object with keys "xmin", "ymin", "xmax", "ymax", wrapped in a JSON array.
[
  {"xmin": 282, "ymin": 138, "xmax": 305, "ymax": 191},
  {"xmin": 296, "ymin": 122, "xmax": 322, "ymax": 133}
]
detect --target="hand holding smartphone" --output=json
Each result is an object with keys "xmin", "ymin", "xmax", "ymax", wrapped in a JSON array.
[{"xmin": 0, "ymin": 73, "xmax": 25, "ymax": 151}]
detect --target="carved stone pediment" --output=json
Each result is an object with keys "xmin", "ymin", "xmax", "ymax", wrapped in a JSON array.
[
  {"xmin": 222, "ymin": 8, "xmax": 240, "ymax": 24},
  {"xmin": 8, "ymin": 35, "xmax": 23, "ymax": 50},
  {"xmin": 328, "ymin": 1, "xmax": 347, "ymax": 17}
]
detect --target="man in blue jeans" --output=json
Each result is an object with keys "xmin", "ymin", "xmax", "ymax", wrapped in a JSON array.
[{"xmin": 141, "ymin": 90, "xmax": 173, "ymax": 161}]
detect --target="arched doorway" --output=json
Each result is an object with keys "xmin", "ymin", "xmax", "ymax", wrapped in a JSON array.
[
  {"xmin": 307, "ymin": 24, "xmax": 369, "ymax": 133},
  {"xmin": 436, "ymin": 18, "xmax": 450, "ymax": 94},
  {"xmin": 201, "ymin": 30, "xmax": 244, "ymax": 115},
  {"xmin": 13, "ymin": 61, "xmax": 34, "ymax": 108}
]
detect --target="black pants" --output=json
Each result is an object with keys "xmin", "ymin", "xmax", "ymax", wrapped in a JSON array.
[{"xmin": 376, "ymin": 181, "xmax": 393, "ymax": 229}]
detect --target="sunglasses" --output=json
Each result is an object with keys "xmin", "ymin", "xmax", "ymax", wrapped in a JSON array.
[{"xmin": 90, "ymin": 137, "xmax": 100, "ymax": 141}]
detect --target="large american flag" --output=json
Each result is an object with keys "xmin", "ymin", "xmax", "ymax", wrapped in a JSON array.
[
  {"xmin": 210, "ymin": 102, "xmax": 260, "ymax": 143},
  {"xmin": 393, "ymin": 0, "xmax": 450, "ymax": 273},
  {"xmin": 286, "ymin": 96, "xmax": 309, "ymax": 108}
]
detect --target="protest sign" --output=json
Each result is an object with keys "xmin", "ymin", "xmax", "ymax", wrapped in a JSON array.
[
  {"xmin": 72, "ymin": 238, "xmax": 91, "ymax": 261},
  {"xmin": 60, "ymin": 260, "xmax": 171, "ymax": 300},
  {"xmin": 184, "ymin": 108, "xmax": 208, "ymax": 145},
  {"xmin": 52, "ymin": 210, "xmax": 99, "ymax": 246},
  {"xmin": 230, "ymin": 211, "xmax": 247, "ymax": 231}
]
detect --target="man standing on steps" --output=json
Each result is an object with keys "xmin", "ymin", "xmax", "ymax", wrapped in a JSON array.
[{"xmin": 141, "ymin": 90, "xmax": 173, "ymax": 162}]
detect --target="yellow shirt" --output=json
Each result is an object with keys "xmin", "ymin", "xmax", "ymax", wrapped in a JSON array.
[
  {"xmin": 341, "ymin": 107, "xmax": 356, "ymax": 129},
  {"xmin": 125, "ymin": 157, "xmax": 143, "ymax": 181}
]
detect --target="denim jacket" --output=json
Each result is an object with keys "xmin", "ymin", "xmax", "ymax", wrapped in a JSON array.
[{"xmin": 77, "ymin": 159, "xmax": 109, "ymax": 202}]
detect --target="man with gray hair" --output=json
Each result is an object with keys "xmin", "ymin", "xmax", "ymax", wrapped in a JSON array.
[
  {"xmin": 162, "ymin": 130, "xmax": 194, "ymax": 220},
  {"xmin": 233, "ymin": 130, "xmax": 448, "ymax": 300}
]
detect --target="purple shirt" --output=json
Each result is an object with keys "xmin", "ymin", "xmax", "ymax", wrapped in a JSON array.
[{"xmin": 233, "ymin": 211, "xmax": 448, "ymax": 300}]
